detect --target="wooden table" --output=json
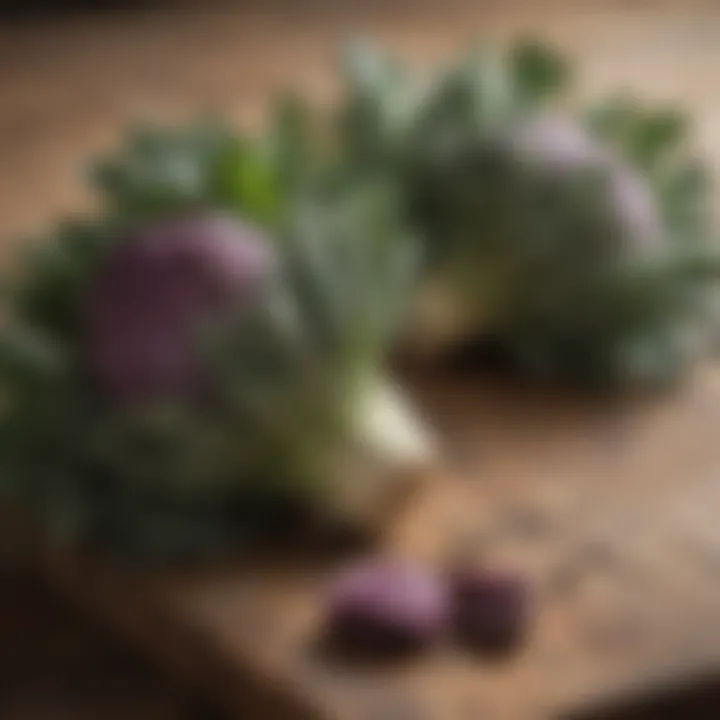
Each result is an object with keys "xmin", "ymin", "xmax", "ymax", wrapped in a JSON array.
[
  {"xmin": 31, "ymin": 365, "xmax": 720, "ymax": 719},
  {"xmin": 4, "ymin": 2, "xmax": 720, "ymax": 718},
  {"xmin": 0, "ymin": 571, "xmax": 223, "ymax": 720}
]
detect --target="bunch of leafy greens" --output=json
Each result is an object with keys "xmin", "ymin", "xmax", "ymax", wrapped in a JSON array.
[
  {"xmin": 338, "ymin": 39, "xmax": 720, "ymax": 389},
  {"xmin": 0, "ymin": 106, "xmax": 422, "ymax": 563},
  {"xmin": 3, "ymin": 38, "xmax": 719, "ymax": 565}
]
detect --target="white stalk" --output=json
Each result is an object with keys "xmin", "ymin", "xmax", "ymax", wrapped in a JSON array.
[{"xmin": 325, "ymin": 373, "xmax": 439, "ymax": 534}]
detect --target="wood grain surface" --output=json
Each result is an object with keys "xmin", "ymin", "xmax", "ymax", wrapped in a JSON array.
[
  {"xmin": 31, "ymin": 365, "xmax": 720, "ymax": 719},
  {"xmin": 0, "ymin": 570, "xmax": 226, "ymax": 719},
  {"xmin": 4, "ymin": 1, "xmax": 720, "ymax": 718}
]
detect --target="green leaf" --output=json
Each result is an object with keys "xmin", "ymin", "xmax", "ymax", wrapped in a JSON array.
[
  {"xmin": 338, "ymin": 39, "xmax": 415, "ymax": 171},
  {"xmin": 0, "ymin": 325, "xmax": 67, "ymax": 384},
  {"xmin": 659, "ymin": 159, "xmax": 711, "ymax": 241},
  {"xmin": 9, "ymin": 222, "xmax": 114, "ymax": 344},
  {"xmin": 272, "ymin": 92, "xmax": 314, "ymax": 193},
  {"xmin": 625, "ymin": 109, "xmax": 687, "ymax": 169},
  {"xmin": 586, "ymin": 96, "xmax": 689, "ymax": 170},
  {"xmin": 584, "ymin": 94, "xmax": 639, "ymax": 143},
  {"xmin": 660, "ymin": 159, "xmax": 709, "ymax": 208},
  {"xmin": 229, "ymin": 142, "xmax": 281, "ymax": 225},
  {"xmin": 510, "ymin": 38, "xmax": 571, "ymax": 105},
  {"xmin": 342, "ymin": 38, "xmax": 398, "ymax": 97},
  {"xmin": 90, "ymin": 119, "xmax": 239, "ymax": 218}
]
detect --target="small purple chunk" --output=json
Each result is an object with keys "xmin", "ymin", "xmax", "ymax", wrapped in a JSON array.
[
  {"xmin": 509, "ymin": 114, "xmax": 663, "ymax": 253},
  {"xmin": 450, "ymin": 566, "xmax": 531, "ymax": 655},
  {"xmin": 324, "ymin": 558, "xmax": 450, "ymax": 657}
]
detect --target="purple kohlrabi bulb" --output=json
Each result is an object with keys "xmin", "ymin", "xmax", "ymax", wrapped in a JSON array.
[
  {"xmin": 324, "ymin": 558, "xmax": 450, "ymax": 656},
  {"xmin": 510, "ymin": 114, "xmax": 664, "ymax": 252},
  {"xmin": 85, "ymin": 214, "xmax": 275, "ymax": 403},
  {"xmin": 510, "ymin": 114, "xmax": 603, "ymax": 171},
  {"xmin": 607, "ymin": 163, "xmax": 664, "ymax": 253}
]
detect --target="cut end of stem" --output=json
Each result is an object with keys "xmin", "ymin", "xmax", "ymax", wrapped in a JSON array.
[{"xmin": 323, "ymin": 374, "xmax": 439, "ymax": 538}]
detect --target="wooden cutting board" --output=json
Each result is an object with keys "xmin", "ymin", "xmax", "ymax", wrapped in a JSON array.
[{"xmin": 32, "ymin": 365, "xmax": 720, "ymax": 719}]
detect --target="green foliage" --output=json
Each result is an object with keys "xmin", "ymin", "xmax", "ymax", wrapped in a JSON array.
[
  {"xmin": 91, "ymin": 107, "xmax": 319, "ymax": 228},
  {"xmin": 586, "ymin": 95, "xmax": 713, "ymax": 248},
  {"xmin": 585, "ymin": 95, "xmax": 687, "ymax": 169},
  {"xmin": 92, "ymin": 120, "xmax": 239, "ymax": 219},
  {"xmin": 337, "ymin": 40, "xmax": 417, "ymax": 176},
  {"xmin": 338, "ymin": 37, "xmax": 571, "ymax": 178}
]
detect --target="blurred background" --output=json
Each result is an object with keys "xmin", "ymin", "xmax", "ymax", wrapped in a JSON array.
[{"xmin": 2, "ymin": 0, "xmax": 720, "ymax": 717}]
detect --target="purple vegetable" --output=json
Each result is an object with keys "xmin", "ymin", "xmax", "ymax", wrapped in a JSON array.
[
  {"xmin": 510, "ymin": 114, "xmax": 602, "ymax": 171},
  {"xmin": 510, "ymin": 114, "xmax": 663, "ymax": 253},
  {"xmin": 405, "ymin": 113, "xmax": 667, "ymax": 364},
  {"xmin": 84, "ymin": 214, "xmax": 275, "ymax": 403},
  {"xmin": 324, "ymin": 558, "xmax": 450, "ymax": 656},
  {"xmin": 450, "ymin": 566, "xmax": 531, "ymax": 654}
]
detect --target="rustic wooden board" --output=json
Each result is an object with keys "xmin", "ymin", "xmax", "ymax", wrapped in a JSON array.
[{"xmin": 32, "ymin": 365, "xmax": 720, "ymax": 719}]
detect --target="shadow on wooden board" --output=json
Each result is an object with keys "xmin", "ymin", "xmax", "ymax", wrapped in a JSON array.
[{"xmin": 567, "ymin": 674, "xmax": 720, "ymax": 720}]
